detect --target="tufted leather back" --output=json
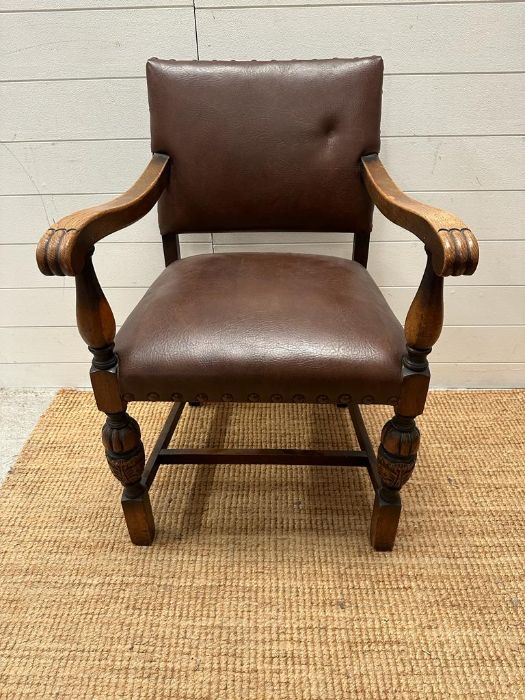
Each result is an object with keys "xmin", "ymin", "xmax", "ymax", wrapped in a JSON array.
[{"xmin": 147, "ymin": 57, "xmax": 383, "ymax": 234}]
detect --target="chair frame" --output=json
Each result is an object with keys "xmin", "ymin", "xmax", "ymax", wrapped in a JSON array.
[{"xmin": 36, "ymin": 152, "xmax": 478, "ymax": 550}]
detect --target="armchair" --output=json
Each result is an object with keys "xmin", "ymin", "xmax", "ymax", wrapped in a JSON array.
[{"xmin": 37, "ymin": 58, "xmax": 478, "ymax": 550}]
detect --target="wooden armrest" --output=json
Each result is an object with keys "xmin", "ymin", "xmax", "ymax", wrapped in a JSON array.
[
  {"xmin": 361, "ymin": 154, "xmax": 479, "ymax": 277},
  {"xmin": 36, "ymin": 153, "xmax": 170, "ymax": 277}
]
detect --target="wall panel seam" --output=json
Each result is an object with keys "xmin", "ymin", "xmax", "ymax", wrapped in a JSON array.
[
  {"xmin": 1, "ymin": 0, "xmax": 522, "ymax": 10},
  {"xmin": 0, "ymin": 4, "xmax": 195, "ymax": 13},
  {"xmin": 2, "ymin": 71, "xmax": 524, "ymax": 84}
]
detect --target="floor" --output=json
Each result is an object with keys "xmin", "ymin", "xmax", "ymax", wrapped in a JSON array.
[
  {"xmin": 2, "ymin": 389, "xmax": 523, "ymax": 698},
  {"xmin": 0, "ymin": 389, "xmax": 57, "ymax": 485}
]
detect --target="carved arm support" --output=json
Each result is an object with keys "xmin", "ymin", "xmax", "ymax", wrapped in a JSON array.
[
  {"xmin": 361, "ymin": 154, "xmax": 479, "ymax": 415},
  {"xmin": 35, "ymin": 154, "xmax": 170, "ymax": 413},
  {"xmin": 36, "ymin": 153, "xmax": 169, "ymax": 277}
]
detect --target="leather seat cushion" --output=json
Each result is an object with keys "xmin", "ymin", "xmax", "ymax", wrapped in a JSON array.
[{"xmin": 114, "ymin": 253, "xmax": 405, "ymax": 405}]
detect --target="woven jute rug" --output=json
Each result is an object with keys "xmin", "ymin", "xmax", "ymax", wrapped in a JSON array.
[{"xmin": 0, "ymin": 390, "xmax": 523, "ymax": 699}]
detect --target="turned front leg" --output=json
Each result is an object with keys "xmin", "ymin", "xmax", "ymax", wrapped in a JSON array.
[
  {"xmin": 370, "ymin": 250, "xmax": 442, "ymax": 551},
  {"xmin": 371, "ymin": 414, "xmax": 420, "ymax": 551},
  {"xmin": 102, "ymin": 411, "xmax": 155, "ymax": 545}
]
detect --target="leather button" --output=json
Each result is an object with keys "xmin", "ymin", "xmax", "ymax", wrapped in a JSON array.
[{"xmin": 322, "ymin": 115, "xmax": 337, "ymax": 135}]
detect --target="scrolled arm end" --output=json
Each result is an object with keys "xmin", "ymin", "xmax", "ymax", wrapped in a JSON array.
[
  {"xmin": 36, "ymin": 225, "xmax": 85, "ymax": 277},
  {"xmin": 434, "ymin": 226, "xmax": 479, "ymax": 277}
]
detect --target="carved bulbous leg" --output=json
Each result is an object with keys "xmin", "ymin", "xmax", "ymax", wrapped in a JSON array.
[
  {"xmin": 102, "ymin": 411, "xmax": 155, "ymax": 545},
  {"xmin": 371, "ymin": 414, "xmax": 421, "ymax": 551},
  {"xmin": 377, "ymin": 416, "xmax": 420, "ymax": 490},
  {"xmin": 102, "ymin": 413, "xmax": 145, "ymax": 490}
]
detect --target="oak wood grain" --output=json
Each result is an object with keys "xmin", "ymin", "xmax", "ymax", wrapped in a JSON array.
[
  {"xmin": 36, "ymin": 154, "xmax": 169, "ymax": 277},
  {"xmin": 361, "ymin": 154, "xmax": 479, "ymax": 278}
]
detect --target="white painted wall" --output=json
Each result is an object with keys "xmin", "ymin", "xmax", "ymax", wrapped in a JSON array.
[{"xmin": 0, "ymin": 0, "xmax": 524, "ymax": 389}]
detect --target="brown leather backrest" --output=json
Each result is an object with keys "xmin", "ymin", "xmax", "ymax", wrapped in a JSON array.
[{"xmin": 147, "ymin": 57, "xmax": 383, "ymax": 234}]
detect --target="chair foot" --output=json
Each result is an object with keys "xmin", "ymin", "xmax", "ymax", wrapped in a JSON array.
[
  {"xmin": 370, "ymin": 488, "xmax": 401, "ymax": 551},
  {"xmin": 121, "ymin": 486, "xmax": 155, "ymax": 546}
]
